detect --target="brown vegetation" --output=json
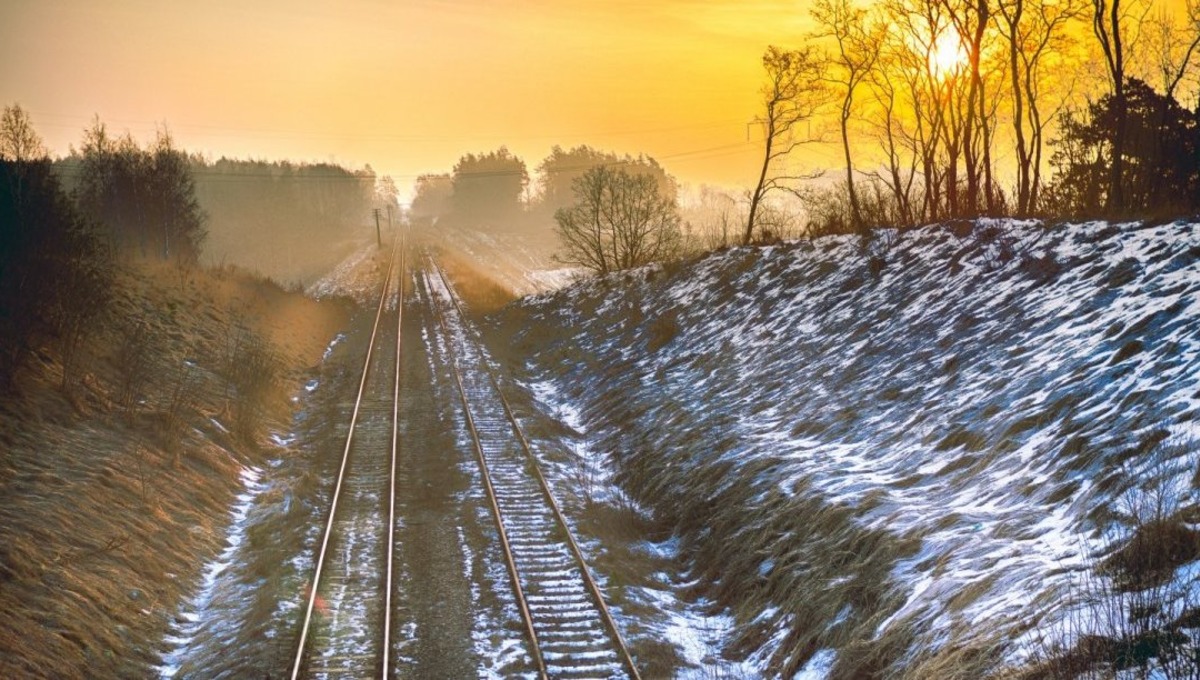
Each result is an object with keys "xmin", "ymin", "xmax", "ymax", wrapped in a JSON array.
[
  {"xmin": 433, "ymin": 247, "xmax": 519, "ymax": 317},
  {"xmin": 0, "ymin": 259, "xmax": 347, "ymax": 678}
]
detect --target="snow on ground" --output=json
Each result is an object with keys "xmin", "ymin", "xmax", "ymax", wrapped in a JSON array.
[
  {"xmin": 158, "ymin": 466, "xmax": 266, "ymax": 679},
  {"xmin": 510, "ymin": 219, "xmax": 1200, "ymax": 675},
  {"xmin": 432, "ymin": 225, "xmax": 573, "ymax": 295},
  {"xmin": 526, "ymin": 376, "xmax": 761, "ymax": 678},
  {"xmin": 307, "ymin": 241, "xmax": 387, "ymax": 302}
]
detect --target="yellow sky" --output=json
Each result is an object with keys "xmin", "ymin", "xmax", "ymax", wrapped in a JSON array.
[{"xmin": 1, "ymin": 0, "xmax": 831, "ymax": 198}]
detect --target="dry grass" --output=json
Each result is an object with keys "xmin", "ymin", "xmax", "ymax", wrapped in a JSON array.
[
  {"xmin": 0, "ymin": 257, "xmax": 347, "ymax": 678},
  {"xmin": 1011, "ymin": 436, "xmax": 1200, "ymax": 680},
  {"xmin": 432, "ymin": 246, "xmax": 519, "ymax": 317}
]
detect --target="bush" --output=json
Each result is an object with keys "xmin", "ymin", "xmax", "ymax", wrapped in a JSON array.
[
  {"xmin": 223, "ymin": 327, "xmax": 280, "ymax": 444},
  {"xmin": 803, "ymin": 178, "xmax": 913, "ymax": 237},
  {"xmin": 1020, "ymin": 436, "xmax": 1200, "ymax": 679},
  {"xmin": 113, "ymin": 318, "xmax": 157, "ymax": 414}
]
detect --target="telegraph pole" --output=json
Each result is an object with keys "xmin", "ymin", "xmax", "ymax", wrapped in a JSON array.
[
  {"xmin": 386, "ymin": 204, "xmax": 393, "ymax": 232},
  {"xmin": 373, "ymin": 208, "xmax": 382, "ymax": 248}
]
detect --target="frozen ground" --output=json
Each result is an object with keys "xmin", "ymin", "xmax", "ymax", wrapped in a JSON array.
[{"xmin": 506, "ymin": 219, "xmax": 1200, "ymax": 676}]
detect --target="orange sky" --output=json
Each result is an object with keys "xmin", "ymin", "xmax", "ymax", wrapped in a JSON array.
[{"xmin": 1, "ymin": 0, "xmax": 836, "ymax": 199}]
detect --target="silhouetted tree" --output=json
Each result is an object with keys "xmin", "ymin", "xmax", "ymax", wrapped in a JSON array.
[
  {"xmin": 1047, "ymin": 78, "xmax": 1200, "ymax": 217},
  {"xmin": 554, "ymin": 166, "xmax": 682, "ymax": 273},
  {"xmin": 997, "ymin": 0, "xmax": 1085, "ymax": 215},
  {"xmin": 812, "ymin": 0, "xmax": 882, "ymax": 233},
  {"xmin": 1091, "ymin": 0, "xmax": 1131, "ymax": 213},
  {"xmin": 147, "ymin": 131, "xmax": 206, "ymax": 262},
  {"xmin": 74, "ymin": 121, "xmax": 206, "ymax": 262},
  {"xmin": 746, "ymin": 46, "xmax": 825, "ymax": 244},
  {"xmin": 0, "ymin": 105, "xmax": 45, "ymax": 162},
  {"xmin": 0, "ymin": 111, "xmax": 111, "ymax": 389},
  {"xmin": 1141, "ymin": 0, "xmax": 1200, "ymax": 101},
  {"xmin": 941, "ymin": 0, "xmax": 996, "ymax": 216}
]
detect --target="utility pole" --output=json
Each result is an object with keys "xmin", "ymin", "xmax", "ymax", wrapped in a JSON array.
[
  {"xmin": 386, "ymin": 204, "xmax": 393, "ymax": 233},
  {"xmin": 373, "ymin": 208, "xmax": 382, "ymax": 248}
]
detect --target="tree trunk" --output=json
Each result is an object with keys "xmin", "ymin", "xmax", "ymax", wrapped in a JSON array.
[
  {"xmin": 745, "ymin": 121, "xmax": 775, "ymax": 244},
  {"xmin": 1007, "ymin": 0, "xmax": 1031, "ymax": 214},
  {"xmin": 841, "ymin": 107, "xmax": 862, "ymax": 232}
]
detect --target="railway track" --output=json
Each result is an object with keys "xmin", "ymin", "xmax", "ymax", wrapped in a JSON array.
[
  {"xmin": 287, "ymin": 236, "xmax": 639, "ymax": 678},
  {"xmin": 423, "ymin": 254, "xmax": 641, "ymax": 680},
  {"xmin": 290, "ymin": 235, "xmax": 406, "ymax": 679}
]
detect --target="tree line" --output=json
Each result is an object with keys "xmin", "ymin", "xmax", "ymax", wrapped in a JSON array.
[
  {"xmin": 0, "ymin": 105, "xmax": 394, "ymax": 391},
  {"xmin": 0, "ymin": 106, "xmax": 112, "ymax": 390},
  {"xmin": 746, "ymin": 0, "xmax": 1200, "ymax": 241},
  {"xmin": 53, "ymin": 119, "xmax": 207, "ymax": 264},
  {"xmin": 409, "ymin": 144, "xmax": 683, "ymax": 273},
  {"xmin": 410, "ymin": 145, "xmax": 675, "ymax": 227},
  {"xmin": 190, "ymin": 158, "xmax": 387, "ymax": 283},
  {"xmin": 422, "ymin": 0, "xmax": 1197, "ymax": 274}
]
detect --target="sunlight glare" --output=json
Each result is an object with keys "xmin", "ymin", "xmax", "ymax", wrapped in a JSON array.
[{"xmin": 930, "ymin": 26, "xmax": 967, "ymax": 77}]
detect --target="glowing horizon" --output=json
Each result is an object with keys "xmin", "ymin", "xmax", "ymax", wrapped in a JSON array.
[{"xmin": 0, "ymin": 1, "xmax": 838, "ymax": 199}]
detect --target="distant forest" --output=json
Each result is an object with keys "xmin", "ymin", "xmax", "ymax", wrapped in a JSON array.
[
  {"xmin": 409, "ymin": 145, "xmax": 675, "ymax": 232},
  {"xmin": 190, "ymin": 158, "xmax": 393, "ymax": 284},
  {"xmin": 0, "ymin": 107, "xmax": 395, "ymax": 391},
  {"xmin": 40, "ymin": 120, "xmax": 393, "ymax": 284}
]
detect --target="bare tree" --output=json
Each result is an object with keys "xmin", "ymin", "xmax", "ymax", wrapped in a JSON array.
[
  {"xmin": 554, "ymin": 166, "xmax": 681, "ymax": 273},
  {"xmin": 0, "ymin": 105, "xmax": 45, "ymax": 162},
  {"xmin": 745, "ymin": 46, "xmax": 824, "ymax": 244},
  {"xmin": 812, "ymin": 0, "xmax": 883, "ymax": 233},
  {"xmin": 51, "ymin": 239, "xmax": 112, "ymax": 390},
  {"xmin": 1142, "ymin": 0, "xmax": 1200, "ymax": 101},
  {"xmin": 864, "ymin": 43, "xmax": 920, "ymax": 225},
  {"xmin": 114, "ymin": 318, "xmax": 156, "ymax": 414},
  {"xmin": 883, "ymin": 0, "xmax": 961, "ymax": 221},
  {"xmin": 939, "ymin": 0, "xmax": 995, "ymax": 216},
  {"xmin": 998, "ymin": 0, "xmax": 1084, "ymax": 214},
  {"xmin": 1091, "ymin": 0, "xmax": 1137, "ymax": 212},
  {"xmin": 1, "ymin": 104, "xmax": 48, "ymax": 214}
]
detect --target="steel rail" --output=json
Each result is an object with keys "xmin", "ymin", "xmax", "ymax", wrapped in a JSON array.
[
  {"xmin": 430, "ymin": 257, "xmax": 642, "ymax": 680},
  {"xmin": 382, "ymin": 231, "xmax": 405, "ymax": 678},
  {"xmin": 424, "ymin": 256, "xmax": 549, "ymax": 680},
  {"xmin": 290, "ymin": 236, "xmax": 400, "ymax": 680}
]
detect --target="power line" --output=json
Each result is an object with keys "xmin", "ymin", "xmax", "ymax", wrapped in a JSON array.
[{"xmin": 26, "ymin": 110, "xmax": 748, "ymax": 144}]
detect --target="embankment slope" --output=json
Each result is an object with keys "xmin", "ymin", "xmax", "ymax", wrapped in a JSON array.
[
  {"xmin": 0, "ymin": 259, "xmax": 350, "ymax": 678},
  {"xmin": 502, "ymin": 220, "xmax": 1200, "ymax": 677}
]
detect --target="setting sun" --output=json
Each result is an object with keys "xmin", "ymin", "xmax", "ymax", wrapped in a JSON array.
[{"xmin": 930, "ymin": 26, "xmax": 968, "ymax": 77}]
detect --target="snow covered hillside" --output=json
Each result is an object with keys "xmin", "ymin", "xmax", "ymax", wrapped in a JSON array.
[{"xmin": 500, "ymin": 220, "xmax": 1200, "ymax": 677}]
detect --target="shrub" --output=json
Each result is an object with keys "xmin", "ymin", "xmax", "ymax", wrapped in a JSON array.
[
  {"xmin": 222, "ymin": 326, "xmax": 280, "ymax": 444},
  {"xmin": 1020, "ymin": 436, "xmax": 1200, "ymax": 679}
]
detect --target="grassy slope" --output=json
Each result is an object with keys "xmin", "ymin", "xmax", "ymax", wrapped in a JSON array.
[
  {"xmin": 0, "ymin": 259, "xmax": 348, "ymax": 678},
  {"xmin": 499, "ymin": 220, "xmax": 1200, "ymax": 677}
]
